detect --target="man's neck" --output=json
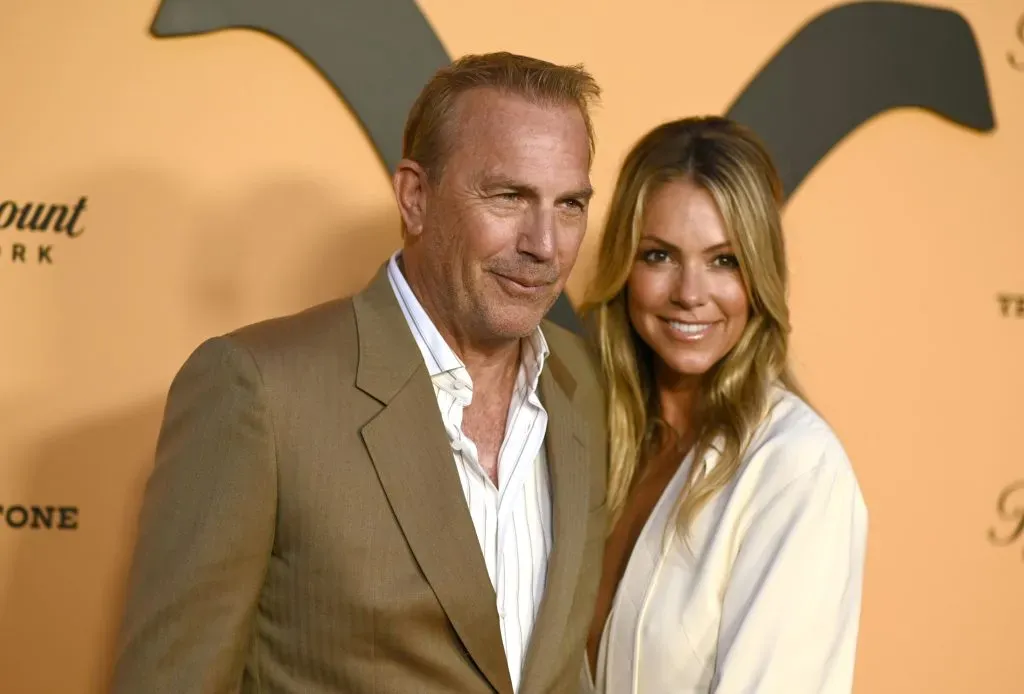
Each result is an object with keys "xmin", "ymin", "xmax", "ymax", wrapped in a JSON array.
[
  {"xmin": 461, "ymin": 340, "xmax": 522, "ymax": 393},
  {"xmin": 398, "ymin": 252, "xmax": 523, "ymax": 385}
]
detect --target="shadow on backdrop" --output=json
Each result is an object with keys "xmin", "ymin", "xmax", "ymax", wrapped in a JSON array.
[{"xmin": 0, "ymin": 164, "xmax": 400, "ymax": 694}]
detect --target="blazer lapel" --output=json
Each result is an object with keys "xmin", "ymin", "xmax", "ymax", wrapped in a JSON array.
[
  {"xmin": 519, "ymin": 352, "xmax": 591, "ymax": 693},
  {"xmin": 353, "ymin": 266, "xmax": 514, "ymax": 694}
]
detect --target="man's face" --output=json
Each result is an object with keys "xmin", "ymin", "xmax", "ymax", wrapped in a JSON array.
[{"xmin": 406, "ymin": 88, "xmax": 593, "ymax": 343}]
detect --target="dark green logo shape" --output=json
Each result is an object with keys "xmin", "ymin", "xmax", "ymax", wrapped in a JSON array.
[{"xmin": 150, "ymin": 0, "xmax": 995, "ymax": 335}]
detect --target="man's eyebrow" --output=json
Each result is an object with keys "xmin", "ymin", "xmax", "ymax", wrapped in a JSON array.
[{"xmin": 560, "ymin": 186, "xmax": 594, "ymax": 202}]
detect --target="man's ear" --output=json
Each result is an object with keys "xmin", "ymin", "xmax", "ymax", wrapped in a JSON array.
[{"xmin": 393, "ymin": 159, "xmax": 430, "ymax": 237}]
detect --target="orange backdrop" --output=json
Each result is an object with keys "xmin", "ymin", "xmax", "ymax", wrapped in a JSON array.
[{"xmin": 1, "ymin": 1, "xmax": 1023, "ymax": 692}]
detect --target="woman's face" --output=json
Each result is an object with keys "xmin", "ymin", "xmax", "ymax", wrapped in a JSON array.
[{"xmin": 627, "ymin": 178, "xmax": 750, "ymax": 381}]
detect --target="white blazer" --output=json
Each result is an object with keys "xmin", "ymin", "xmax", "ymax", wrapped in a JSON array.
[{"xmin": 591, "ymin": 386, "xmax": 868, "ymax": 693}]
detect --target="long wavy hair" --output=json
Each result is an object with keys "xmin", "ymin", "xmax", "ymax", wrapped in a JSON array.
[{"xmin": 579, "ymin": 115, "xmax": 803, "ymax": 535}]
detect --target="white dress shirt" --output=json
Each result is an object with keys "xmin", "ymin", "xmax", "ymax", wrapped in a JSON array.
[
  {"xmin": 386, "ymin": 251, "xmax": 553, "ymax": 693},
  {"xmin": 592, "ymin": 386, "xmax": 868, "ymax": 693}
]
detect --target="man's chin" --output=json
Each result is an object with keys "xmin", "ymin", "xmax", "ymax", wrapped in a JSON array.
[{"xmin": 482, "ymin": 308, "xmax": 549, "ymax": 341}]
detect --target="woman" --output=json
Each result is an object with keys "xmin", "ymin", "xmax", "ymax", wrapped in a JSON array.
[{"xmin": 581, "ymin": 116, "xmax": 868, "ymax": 693}]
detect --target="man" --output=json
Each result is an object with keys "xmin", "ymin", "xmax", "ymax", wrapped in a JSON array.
[{"xmin": 109, "ymin": 52, "xmax": 608, "ymax": 694}]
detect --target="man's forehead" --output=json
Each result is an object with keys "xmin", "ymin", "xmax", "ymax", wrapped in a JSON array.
[
  {"xmin": 452, "ymin": 87, "xmax": 544, "ymax": 117},
  {"xmin": 449, "ymin": 88, "xmax": 586, "ymax": 137},
  {"xmin": 438, "ymin": 91, "xmax": 591, "ymax": 184},
  {"xmin": 474, "ymin": 166, "xmax": 592, "ymax": 192}
]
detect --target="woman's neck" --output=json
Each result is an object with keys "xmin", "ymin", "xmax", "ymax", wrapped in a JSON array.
[{"xmin": 652, "ymin": 361, "xmax": 701, "ymax": 439}]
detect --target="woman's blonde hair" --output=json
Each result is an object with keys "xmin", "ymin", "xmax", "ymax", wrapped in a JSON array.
[{"xmin": 579, "ymin": 115, "xmax": 803, "ymax": 534}]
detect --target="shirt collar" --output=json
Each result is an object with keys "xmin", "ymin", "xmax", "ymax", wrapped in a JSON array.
[
  {"xmin": 519, "ymin": 323, "xmax": 550, "ymax": 396},
  {"xmin": 387, "ymin": 251, "xmax": 461, "ymax": 376},
  {"xmin": 386, "ymin": 250, "xmax": 549, "ymax": 394}
]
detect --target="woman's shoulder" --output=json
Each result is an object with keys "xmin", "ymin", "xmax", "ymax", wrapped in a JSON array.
[
  {"xmin": 733, "ymin": 385, "xmax": 860, "ymax": 501},
  {"xmin": 759, "ymin": 386, "xmax": 843, "ymax": 451}
]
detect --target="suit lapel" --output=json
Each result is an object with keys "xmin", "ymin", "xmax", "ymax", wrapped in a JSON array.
[
  {"xmin": 519, "ymin": 352, "xmax": 591, "ymax": 693},
  {"xmin": 354, "ymin": 266, "xmax": 513, "ymax": 694}
]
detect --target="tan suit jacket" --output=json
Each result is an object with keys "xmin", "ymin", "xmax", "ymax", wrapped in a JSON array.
[{"xmin": 109, "ymin": 264, "xmax": 608, "ymax": 694}]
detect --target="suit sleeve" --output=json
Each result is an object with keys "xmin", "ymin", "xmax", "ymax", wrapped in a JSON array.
[
  {"xmin": 109, "ymin": 336, "xmax": 277, "ymax": 694},
  {"xmin": 710, "ymin": 442, "xmax": 868, "ymax": 694}
]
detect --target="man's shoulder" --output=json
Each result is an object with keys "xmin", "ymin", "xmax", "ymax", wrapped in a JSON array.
[
  {"xmin": 540, "ymin": 318, "xmax": 593, "ymax": 366},
  {"xmin": 223, "ymin": 263, "xmax": 394, "ymax": 356},
  {"xmin": 225, "ymin": 296, "xmax": 358, "ymax": 355},
  {"xmin": 540, "ymin": 318, "xmax": 602, "ymax": 398},
  {"xmin": 180, "ymin": 295, "xmax": 363, "ymax": 388}
]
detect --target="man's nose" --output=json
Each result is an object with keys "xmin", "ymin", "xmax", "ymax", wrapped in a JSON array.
[{"xmin": 517, "ymin": 207, "xmax": 557, "ymax": 262}]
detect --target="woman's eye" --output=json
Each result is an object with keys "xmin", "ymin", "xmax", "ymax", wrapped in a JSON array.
[
  {"xmin": 640, "ymin": 249, "xmax": 670, "ymax": 264},
  {"xmin": 714, "ymin": 254, "xmax": 740, "ymax": 269}
]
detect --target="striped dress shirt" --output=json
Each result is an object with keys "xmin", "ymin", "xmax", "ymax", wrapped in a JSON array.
[{"xmin": 386, "ymin": 251, "xmax": 553, "ymax": 692}]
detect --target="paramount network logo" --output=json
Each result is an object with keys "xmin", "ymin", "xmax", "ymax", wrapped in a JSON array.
[{"xmin": 0, "ymin": 196, "xmax": 88, "ymax": 266}]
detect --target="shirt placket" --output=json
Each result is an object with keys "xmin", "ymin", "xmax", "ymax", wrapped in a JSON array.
[{"xmin": 438, "ymin": 370, "xmax": 502, "ymax": 592}]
